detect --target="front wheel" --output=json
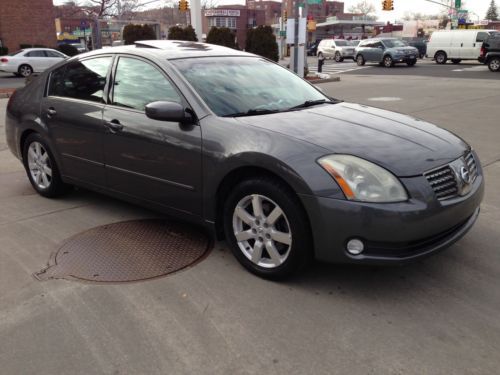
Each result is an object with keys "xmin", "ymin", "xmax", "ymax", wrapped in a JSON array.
[
  {"xmin": 488, "ymin": 57, "xmax": 500, "ymax": 72},
  {"xmin": 223, "ymin": 178, "xmax": 312, "ymax": 279},
  {"xmin": 22, "ymin": 133, "xmax": 70, "ymax": 198},
  {"xmin": 356, "ymin": 55, "xmax": 365, "ymax": 66},
  {"xmin": 334, "ymin": 52, "xmax": 344, "ymax": 62},
  {"xmin": 407, "ymin": 60, "xmax": 416, "ymax": 66},
  {"xmin": 383, "ymin": 55, "xmax": 394, "ymax": 68},
  {"xmin": 435, "ymin": 51, "xmax": 447, "ymax": 64},
  {"xmin": 18, "ymin": 64, "xmax": 33, "ymax": 77}
]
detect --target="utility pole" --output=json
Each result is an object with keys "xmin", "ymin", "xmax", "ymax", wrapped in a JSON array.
[
  {"xmin": 190, "ymin": 0, "xmax": 203, "ymax": 41},
  {"xmin": 293, "ymin": 1, "xmax": 300, "ymax": 74}
]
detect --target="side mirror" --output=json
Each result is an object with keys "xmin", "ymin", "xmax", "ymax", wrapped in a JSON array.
[{"xmin": 145, "ymin": 101, "xmax": 193, "ymax": 124}]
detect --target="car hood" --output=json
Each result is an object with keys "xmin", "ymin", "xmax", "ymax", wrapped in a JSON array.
[
  {"xmin": 393, "ymin": 46, "xmax": 419, "ymax": 53},
  {"xmin": 236, "ymin": 102, "xmax": 469, "ymax": 177}
]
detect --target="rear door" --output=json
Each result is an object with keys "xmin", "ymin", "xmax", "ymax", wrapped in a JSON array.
[
  {"xmin": 41, "ymin": 56, "xmax": 113, "ymax": 187},
  {"xmin": 103, "ymin": 55, "xmax": 202, "ymax": 216},
  {"xmin": 25, "ymin": 50, "xmax": 49, "ymax": 72},
  {"xmin": 470, "ymin": 31, "xmax": 492, "ymax": 59}
]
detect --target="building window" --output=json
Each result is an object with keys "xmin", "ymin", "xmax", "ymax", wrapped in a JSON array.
[{"xmin": 208, "ymin": 17, "xmax": 237, "ymax": 29}]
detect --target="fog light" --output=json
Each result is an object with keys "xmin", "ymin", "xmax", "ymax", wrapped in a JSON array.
[{"xmin": 346, "ymin": 239, "xmax": 364, "ymax": 255}]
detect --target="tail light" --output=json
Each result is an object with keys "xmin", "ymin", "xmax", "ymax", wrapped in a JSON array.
[
  {"xmin": 480, "ymin": 46, "xmax": 486, "ymax": 57},
  {"xmin": 0, "ymin": 58, "xmax": 8, "ymax": 63}
]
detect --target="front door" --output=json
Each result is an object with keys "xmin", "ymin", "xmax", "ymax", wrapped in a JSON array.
[
  {"xmin": 103, "ymin": 56, "xmax": 202, "ymax": 216},
  {"xmin": 41, "ymin": 56, "xmax": 113, "ymax": 186}
]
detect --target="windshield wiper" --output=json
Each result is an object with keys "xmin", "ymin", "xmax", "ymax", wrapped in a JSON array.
[
  {"xmin": 288, "ymin": 98, "xmax": 342, "ymax": 110},
  {"xmin": 223, "ymin": 108, "xmax": 281, "ymax": 118}
]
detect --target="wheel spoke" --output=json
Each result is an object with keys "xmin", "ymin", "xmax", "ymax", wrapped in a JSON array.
[
  {"xmin": 235, "ymin": 229, "xmax": 254, "ymax": 242},
  {"xmin": 266, "ymin": 206, "xmax": 283, "ymax": 225},
  {"xmin": 34, "ymin": 171, "xmax": 41, "ymax": 185},
  {"xmin": 235, "ymin": 205, "xmax": 254, "ymax": 226},
  {"xmin": 265, "ymin": 241, "xmax": 282, "ymax": 266},
  {"xmin": 42, "ymin": 165, "xmax": 52, "ymax": 176},
  {"xmin": 41, "ymin": 172, "xmax": 49, "ymax": 187},
  {"xmin": 252, "ymin": 195, "xmax": 264, "ymax": 218},
  {"xmin": 41, "ymin": 152, "xmax": 49, "ymax": 162},
  {"xmin": 28, "ymin": 162, "xmax": 37, "ymax": 171},
  {"xmin": 34, "ymin": 143, "xmax": 42, "ymax": 157},
  {"xmin": 271, "ymin": 230, "xmax": 291, "ymax": 246},
  {"xmin": 251, "ymin": 240, "xmax": 264, "ymax": 263},
  {"xmin": 28, "ymin": 147, "xmax": 37, "ymax": 160}
]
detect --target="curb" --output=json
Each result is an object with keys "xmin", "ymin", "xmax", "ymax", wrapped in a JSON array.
[{"xmin": 306, "ymin": 76, "xmax": 341, "ymax": 84}]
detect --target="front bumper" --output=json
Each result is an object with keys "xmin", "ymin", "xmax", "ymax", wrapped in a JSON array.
[
  {"xmin": 300, "ymin": 170, "xmax": 484, "ymax": 265},
  {"xmin": 393, "ymin": 55, "xmax": 417, "ymax": 63}
]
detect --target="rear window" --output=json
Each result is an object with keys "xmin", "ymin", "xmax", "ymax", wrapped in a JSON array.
[
  {"xmin": 8, "ymin": 50, "xmax": 24, "ymax": 56},
  {"xmin": 335, "ymin": 41, "xmax": 348, "ymax": 46}
]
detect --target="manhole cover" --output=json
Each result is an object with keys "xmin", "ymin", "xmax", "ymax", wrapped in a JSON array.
[{"xmin": 34, "ymin": 219, "xmax": 212, "ymax": 283}]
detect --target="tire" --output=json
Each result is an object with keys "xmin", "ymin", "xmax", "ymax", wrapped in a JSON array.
[
  {"xmin": 356, "ymin": 54, "xmax": 365, "ymax": 66},
  {"xmin": 223, "ymin": 177, "xmax": 312, "ymax": 280},
  {"xmin": 451, "ymin": 59, "xmax": 461, "ymax": 64},
  {"xmin": 383, "ymin": 55, "xmax": 394, "ymax": 68},
  {"xmin": 435, "ymin": 51, "xmax": 447, "ymax": 64},
  {"xmin": 22, "ymin": 133, "xmax": 70, "ymax": 198},
  {"xmin": 407, "ymin": 60, "xmax": 416, "ymax": 66},
  {"xmin": 488, "ymin": 57, "xmax": 500, "ymax": 72},
  {"xmin": 334, "ymin": 52, "xmax": 344, "ymax": 62},
  {"xmin": 18, "ymin": 64, "xmax": 33, "ymax": 77}
]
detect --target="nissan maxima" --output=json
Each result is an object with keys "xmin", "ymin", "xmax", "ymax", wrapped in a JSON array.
[{"xmin": 5, "ymin": 41, "xmax": 484, "ymax": 279}]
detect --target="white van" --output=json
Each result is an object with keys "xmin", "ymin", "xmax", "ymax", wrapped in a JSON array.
[{"xmin": 427, "ymin": 29, "xmax": 498, "ymax": 64}]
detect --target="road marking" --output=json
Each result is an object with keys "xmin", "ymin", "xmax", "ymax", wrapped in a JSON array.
[
  {"xmin": 368, "ymin": 97, "xmax": 402, "ymax": 102},
  {"xmin": 309, "ymin": 62, "xmax": 368, "ymax": 75}
]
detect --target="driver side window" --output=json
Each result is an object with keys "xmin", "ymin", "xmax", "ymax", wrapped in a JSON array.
[{"xmin": 112, "ymin": 57, "xmax": 182, "ymax": 111}]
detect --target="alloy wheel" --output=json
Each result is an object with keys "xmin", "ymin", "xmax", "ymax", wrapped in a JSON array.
[
  {"xmin": 489, "ymin": 58, "xmax": 500, "ymax": 72},
  {"xmin": 19, "ymin": 65, "xmax": 32, "ymax": 77},
  {"xmin": 232, "ymin": 194, "xmax": 292, "ymax": 268},
  {"xmin": 27, "ymin": 142, "xmax": 52, "ymax": 189},
  {"xmin": 384, "ymin": 56, "xmax": 393, "ymax": 67}
]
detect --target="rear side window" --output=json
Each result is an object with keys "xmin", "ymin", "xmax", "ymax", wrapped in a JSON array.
[
  {"xmin": 26, "ymin": 51, "xmax": 47, "ymax": 57},
  {"xmin": 46, "ymin": 51, "xmax": 65, "ymax": 58},
  {"xmin": 476, "ymin": 32, "xmax": 489, "ymax": 42},
  {"xmin": 48, "ymin": 57, "xmax": 112, "ymax": 102}
]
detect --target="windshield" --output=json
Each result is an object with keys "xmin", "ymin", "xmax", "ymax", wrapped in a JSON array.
[
  {"xmin": 383, "ymin": 39, "xmax": 408, "ymax": 48},
  {"xmin": 8, "ymin": 49, "xmax": 25, "ymax": 56},
  {"xmin": 335, "ymin": 40, "xmax": 348, "ymax": 46},
  {"xmin": 349, "ymin": 41, "xmax": 360, "ymax": 46},
  {"xmin": 172, "ymin": 57, "xmax": 329, "ymax": 117}
]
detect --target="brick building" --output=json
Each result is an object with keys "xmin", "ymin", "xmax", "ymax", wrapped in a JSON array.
[
  {"xmin": 0, "ymin": 0, "xmax": 57, "ymax": 53},
  {"xmin": 202, "ymin": 6, "xmax": 266, "ymax": 49},
  {"xmin": 246, "ymin": 0, "xmax": 282, "ymax": 26}
]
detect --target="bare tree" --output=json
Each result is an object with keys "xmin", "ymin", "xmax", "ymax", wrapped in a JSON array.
[{"xmin": 348, "ymin": 0, "xmax": 376, "ymax": 19}]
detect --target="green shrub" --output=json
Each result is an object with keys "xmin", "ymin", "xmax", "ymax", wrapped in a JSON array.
[
  {"xmin": 58, "ymin": 44, "xmax": 79, "ymax": 56},
  {"xmin": 206, "ymin": 27, "xmax": 237, "ymax": 49},
  {"xmin": 168, "ymin": 25, "xmax": 198, "ymax": 41},
  {"xmin": 245, "ymin": 26, "xmax": 279, "ymax": 62},
  {"xmin": 123, "ymin": 24, "xmax": 157, "ymax": 45}
]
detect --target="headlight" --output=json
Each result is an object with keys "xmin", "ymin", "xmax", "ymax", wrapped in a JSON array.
[{"xmin": 318, "ymin": 155, "xmax": 408, "ymax": 203}]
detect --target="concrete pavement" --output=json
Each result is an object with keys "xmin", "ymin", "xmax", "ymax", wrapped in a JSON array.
[{"xmin": 1, "ymin": 72, "xmax": 500, "ymax": 374}]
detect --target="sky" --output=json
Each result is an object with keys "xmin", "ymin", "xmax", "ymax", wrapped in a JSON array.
[{"xmin": 53, "ymin": 0, "xmax": 494, "ymax": 23}]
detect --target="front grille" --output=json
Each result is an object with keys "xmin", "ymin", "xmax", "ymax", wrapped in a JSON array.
[
  {"xmin": 465, "ymin": 152, "xmax": 478, "ymax": 182},
  {"xmin": 424, "ymin": 165, "xmax": 458, "ymax": 200}
]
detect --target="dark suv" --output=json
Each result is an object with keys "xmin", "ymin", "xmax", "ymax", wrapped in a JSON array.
[{"xmin": 479, "ymin": 33, "xmax": 500, "ymax": 72}]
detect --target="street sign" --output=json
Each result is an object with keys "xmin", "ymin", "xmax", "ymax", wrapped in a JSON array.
[
  {"xmin": 279, "ymin": 30, "xmax": 286, "ymax": 37},
  {"xmin": 307, "ymin": 0, "xmax": 322, "ymax": 4}
]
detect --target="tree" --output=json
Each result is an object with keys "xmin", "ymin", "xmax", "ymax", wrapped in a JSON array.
[
  {"xmin": 168, "ymin": 25, "xmax": 198, "ymax": 41},
  {"xmin": 245, "ymin": 26, "xmax": 279, "ymax": 62},
  {"xmin": 206, "ymin": 27, "xmax": 237, "ymax": 49},
  {"xmin": 348, "ymin": 0, "xmax": 376, "ymax": 20},
  {"xmin": 123, "ymin": 24, "xmax": 156, "ymax": 45},
  {"xmin": 486, "ymin": 0, "xmax": 499, "ymax": 21}
]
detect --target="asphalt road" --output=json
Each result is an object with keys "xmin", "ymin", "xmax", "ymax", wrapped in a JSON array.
[
  {"xmin": 0, "ymin": 72, "xmax": 24, "ymax": 90},
  {"xmin": 1, "ymin": 72, "xmax": 500, "ymax": 374}
]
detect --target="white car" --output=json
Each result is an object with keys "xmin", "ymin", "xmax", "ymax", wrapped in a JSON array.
[
  {"xmin": 317, "ymin": 39, "xmax": 356, "ymax": 62},
  {"xmin": 0, "ymin": 48, "xmax": 67, "ymax": 77},
  {"xmin": 427, "ymin": 29, "xmax": 498, "ymax": 64}
]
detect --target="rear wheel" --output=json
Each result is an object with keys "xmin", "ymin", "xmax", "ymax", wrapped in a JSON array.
[
  {"xmin": 223, "ymin": 177, "xmax": 312, "ymax": 280},
  {"xmin": 22, "ymin": 133, "xmax": 70, "ymax": 198},
  {"xmin": 383, "ymin": 55, "xmax": 394, "ymax": 68},
  {"xmin": 407, "ymin": 60, "xmax": 416, "ymax": 66},
  {"xmin": 451, "ymin": 59, "xmax": 461, "ymax": 64},
  {"xmin": 435, "ymin": 51, "xmax": 447, "ymax": 64},
  {"xmin": 488, "ymin": 57, "xmax": 500, "ymax": 72},
  {"xmin": 356, "ymin": 54, "xmax": 365, "ymax": 66},
  {"xmin": 334, "ymin": 52, "xmax": 344, "ymax": 62},
  {"xmin": 18, "ymin": 64, "xmax": 33, "ymax": 77}
]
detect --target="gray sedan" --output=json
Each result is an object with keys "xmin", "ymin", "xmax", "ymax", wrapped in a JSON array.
[{"xmin": 5, "ymin": 41, "xmax": 484, "ymax": 279}]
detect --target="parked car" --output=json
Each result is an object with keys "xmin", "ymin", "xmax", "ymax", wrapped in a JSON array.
[
  {"xmin": 307, "ymin": 39, "xmax": 321, "ymax": 56},
  {"xmin": 355, "ymin": 38, "xmax": 419, "ymax": 67},
  {"xmin": 403, "ymin": 37, "xmax": 427, "ymax": 58},
  {"xmin": 5, "ymin": 41, "xmax": 483, "ymax": 279},
  {"xmin": 0, "ymin": 48, "xmax": 67, "ymax": 77},
  {"xmin": 317, "ymin": 39, "xmax": 356, "ymax": 62},
  {"xmin": 349, "ymin": 40, "xmax": 361, "ymax": 47},
  {"xmin": 479, "ymin": 32, "xmax": 500, "ymax": 72},
  {"xmin": 426, "ymin": 29, "xmax": 498, "ymax": 64}
]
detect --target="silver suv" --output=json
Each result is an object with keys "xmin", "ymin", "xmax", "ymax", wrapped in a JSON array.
[
  {"xmin": 355, "ymin": 38, "xmax": 419, "ymax": 67},
  {"xmin": 317, "ymin": 39, "xmax": 356, "ymax": 62}
]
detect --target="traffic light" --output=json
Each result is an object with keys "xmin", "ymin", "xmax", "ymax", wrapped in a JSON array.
[
  {"xmin": 178, "ymin": 0, "xmax": 189, "ymax": 12},
  {"xmin": 283, "ymin": 10, "xmax": 287, "ymax": 22},
  {"xmin": 382, "ymin": 0, "xmax": 394, "ymax": 11}
]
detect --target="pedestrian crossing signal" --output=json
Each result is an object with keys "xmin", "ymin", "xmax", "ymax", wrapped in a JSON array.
[
  {"xmin": 179, "ymin": 0, "xmax": 189, "ymax": 12},
  {"xmin": 382, "ymin": 0, "xmax": 394, "ymax": 11}
]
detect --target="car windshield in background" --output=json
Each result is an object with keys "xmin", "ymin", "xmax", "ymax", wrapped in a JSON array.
[
  {"xmin": 8, "ymin": 50, "xmax": 24, "ymax": 56},
  {"xmin": 383, "ymin": 40, "xmax": 408, "ymax": 48},
  {"xmin": 335, "ymin": 41, "xmax": 348, "ymax": 46},
  {"xmin": 172, "ymin": 56, "xmax": 329, "ymax": 117}
]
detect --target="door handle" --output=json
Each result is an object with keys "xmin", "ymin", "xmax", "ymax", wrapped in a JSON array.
[
  {"xmin": 47, "ymin": 107, "xmax": 57, "ymax": 117},
  {"xmin": 105, "ymin": 119, "xmax": 124, "ymax": 132}
]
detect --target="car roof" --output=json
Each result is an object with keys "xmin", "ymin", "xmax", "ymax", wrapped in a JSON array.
[
  {"xmin": 21, "ymin": 48, "xmax": 61, "ymax": 52},
  {"xmin": 80, "ymin": 40, "xmax": 256, "ymax": 60}
]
